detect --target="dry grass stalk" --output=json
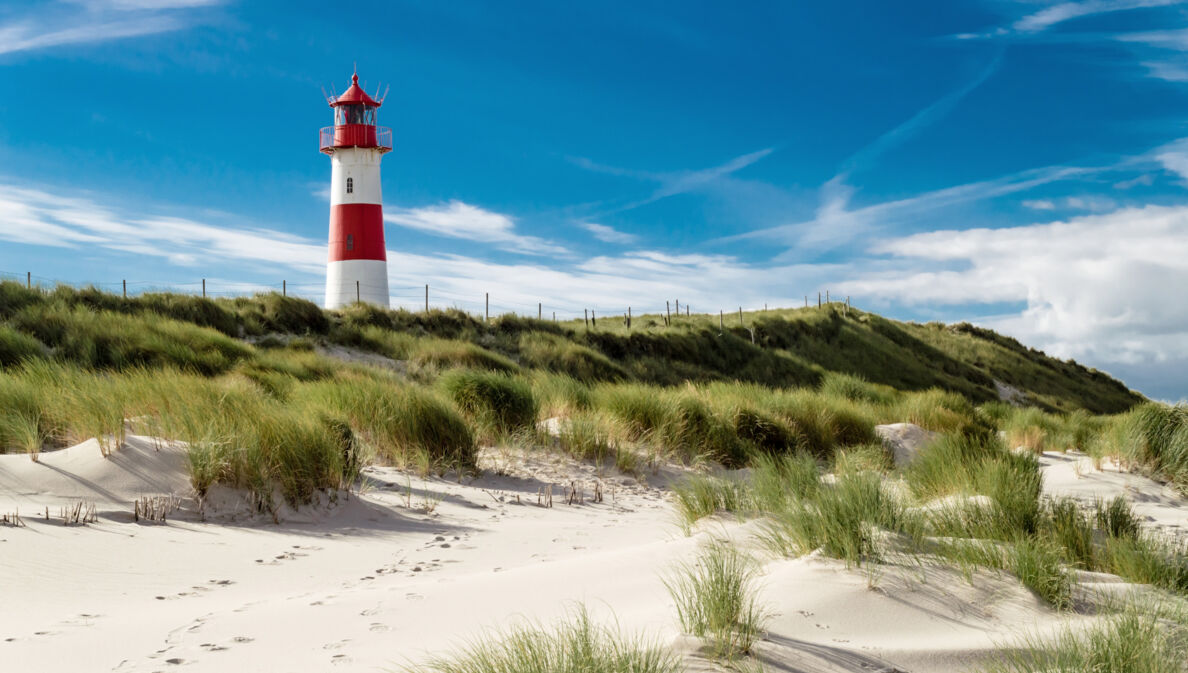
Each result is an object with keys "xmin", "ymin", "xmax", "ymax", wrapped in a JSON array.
[
  {"xmin": 133, "ymin": 494, "xmax": 181, "ymax": 523},
  {"xmin": 1, "ymin": 509, "xmax": 24, "ymax": 527},
  {"xmin": 61, "ymin": 501, "xmax": 96, "ymax": 525}
]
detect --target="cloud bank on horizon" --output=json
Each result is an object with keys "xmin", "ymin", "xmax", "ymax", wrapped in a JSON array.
[{"xmin": 3, "ymin": 0, "xmax": 1188, "ymax": 400}]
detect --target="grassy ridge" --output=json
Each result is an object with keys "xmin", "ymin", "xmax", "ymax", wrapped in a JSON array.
[
  {"xmin": 0, "ymin": 281, "xmax": 1157, "ymax": 505},
  {"xmin": 0, "ymin": 281, "xmax": 1140, "ymax": 413}
]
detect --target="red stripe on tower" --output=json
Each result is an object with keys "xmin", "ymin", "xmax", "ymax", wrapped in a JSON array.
[{"xmin": 328, "ymin": 204, "xmax": 387, "ymax": 261}]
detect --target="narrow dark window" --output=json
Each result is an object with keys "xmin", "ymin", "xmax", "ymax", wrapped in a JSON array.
[
  {"xmin": 346, "ymin": 234, "xmax": 354, "ymax": 251},
  {"xmin": 346, "ymin": 177, "xmax": 353, "ymax": 194}
]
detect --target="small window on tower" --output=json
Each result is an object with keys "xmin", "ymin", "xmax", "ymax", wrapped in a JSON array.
[
  {"xmin": 346, "ymin": 177, "xmax": 353, "ymax": 194},
  {"xmin": 347, "ymin": 234, "xmax": 354, "ymax": 251}
]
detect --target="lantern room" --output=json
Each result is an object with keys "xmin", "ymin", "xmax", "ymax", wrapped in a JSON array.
[{"xmin": 320, "ymin": 73, "xmax": 393, "ymax": 155}]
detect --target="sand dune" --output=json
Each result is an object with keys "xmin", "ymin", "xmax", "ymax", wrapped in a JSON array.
[{"xmin": 1, "ymin": 440, "xmax": 1184, "ymax": 672}]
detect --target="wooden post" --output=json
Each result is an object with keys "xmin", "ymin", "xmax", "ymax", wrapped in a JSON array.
[
  {"xmin": 123, "ymin": 279, "xmax": 127, "ymax": 298},
  {"xmin": 666, "ymin": 300, "xmax": 671, "ymax": 323},
  {"xmin": 552, "ymin": 311, "xmax": 556, "ymax": 322},
  {"xmin": 805, "ymin": 295, "xmax": 808, "ymax": 308},
  {"xmin": 538, "ymin": 302, "xmax": 542, "ymax": 320},
  {"xmin": 591, "ymin": 310, "xmax": 596, "ymax": 328},
  {"xmin": 356, "ymin": 280, "xmax": 360, "ymax": 303},
  {"xmin": 826, "ymin": 290, "xmax": 830, "ymax": 304},
  {"xmin": 739, "ymin": 307, "xmax": 743, "ymax": 325},
  {"xmin": 26, "ymin": 271, "xmax": 30, "ymax": 289},
  {"xmin": 675, "ymin": 299, "xmax": 679, "ymax": 316},
  {"xmin": 764, "ymin": 303, "xmax": 767, "ymax": 312},
  {"xmin": 584, "ymin": 308, "xmax": 589, "ymax": 330},
  {"xmin": 686, "ymin": 305, "xmax": 689, "ymax": 316},
  {"xmin": 282, "ymin": 280, "xmax": 286, "ymax": 297},
  {"xmin": 627, "ymin": 306, "xmax": 632, "ymax": 329},
  {"xmin": 202, "ymin": 278, "xmax": 206, "ymax": 298},
  {"xmin": 485, "ymin": 292, "xmax": 489, "ymax": 322},
  {"xmin": 425, "ymin": 284, "xmax": 429, "ymax": 312},
  {"xmin": 818, "ymin": 292, "xmax": 821, "ymax": 308},
  {"xmin": 719, "ymin": 309, "xmax": 724, "ymax": 330}
]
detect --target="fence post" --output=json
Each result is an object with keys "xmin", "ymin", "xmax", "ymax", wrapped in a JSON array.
[
  {"xmin": 202, "ymin": 278, "xmax": 206, "ymax": 298},
  {"xmin": 739, "ymin": 307, "xmax": 743, "ymax": 325},
  {"xmin": 425, "ymin": 284, "xmax": 429, "ymax": 312},
  {"xmin": 817, "ymin": 292, "xmax": 821, "ymax": 308},
  {"xmin": 675, "ymin": 299, "xmax": 679, "ymax": 316},
  {"xmin": 627, "ymin": 306, "xmax": 631, "ymax": 329},
  {"xmin": 686, "ymin": 305, "xmax": 689, "ymax": 316},
  {"xmin": 719, "ymin": 310, "xmax": 724, "ymax": 330},
  {"xmin": 123, "ymin": 279, "xmax": 127, "ymax": 299},
  {"xmin": 584, "ymin": 308, "xmax": 589, "ymax": 330},
  {"xmin": 485, "ymin": 292, "xmax": 489, "ymax": 322},
  {"xmin": 26, "ymin": 271, "xmax": 30, "ymax": 289},
  {"xmin": 826, "ymin": 290, "xmax": 830, "ymax": 304},
  {"xmin": 538, "ymin": 302, "xmax": 542, "ymax": 320},
  {"xmin": 552, "ymin": 311, "xmax": 556, "ymax": 322},
  {"xmin": 592, "ymin": 310, "xmax": 596, "ymax": 328},
  {"xmin": 666, "ymin": 300, "xmax": 671, "ymax": 323},
  {"xmin": 805, "ymin": 295, "xmax": 808, "ymax": 308}
]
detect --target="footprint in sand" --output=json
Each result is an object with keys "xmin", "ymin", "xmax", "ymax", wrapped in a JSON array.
[
  {"xmin": 323, "ymin": 639, "xmax": 350, "ymax": 650},
  {"xmin": 369, "ymin": 623, "xmax": 390, "ymax": 632},
  {"xmin": 232, "ymin": 636, "xmax": 254, "ymax": 644},
  {"xmin": 405, "ymin": 593, "xmax": 423, "ymax": 600},
  {"xmin": 330, "ymin": 654, "xmax": 352, "ymax": 665}
]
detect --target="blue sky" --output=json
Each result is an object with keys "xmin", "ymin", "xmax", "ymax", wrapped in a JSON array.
[{"xmin": 4, "ymin": 1, "xmax": 1188, "ymax": 399}]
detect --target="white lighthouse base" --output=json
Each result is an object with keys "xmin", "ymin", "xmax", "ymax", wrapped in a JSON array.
[{"xmin": 325, "ymin": 259, "xmax": 390, "ymax": 309}]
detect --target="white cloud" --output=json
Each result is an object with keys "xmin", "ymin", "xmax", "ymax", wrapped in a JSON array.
[
  {"xmin": 580, "ymin": 222, "xmax": 638, "ymax": 244},
  {"xmin": 1013, "ymin": 0, "xmax": 1180, "ymax": 33},
  {"xmin": 384, "ymin": 201, "xmax": 569, "ymax": 256},
  {"xmin": 841, "ymin": 205, "xmax": 1188, "ymax": 367},
  {"xmin": 0, "ymin": 1, "xmax": 215, "ymax": 57},
  {"xmin": 0, "ymin": 181, "xmax": 833, "ymax": 319},
  {"xmin": 1025, "ymin": 196, "xmax": 1116, "ymax": 211},
  {"xmin": 1156, "ymin": 137, "xmax": 1188, "ymax": 181}
]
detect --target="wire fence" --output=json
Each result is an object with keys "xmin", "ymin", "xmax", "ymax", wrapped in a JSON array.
[{"xmin": 0, "ymin": 268, "xmax": 854, "ymax": 327}]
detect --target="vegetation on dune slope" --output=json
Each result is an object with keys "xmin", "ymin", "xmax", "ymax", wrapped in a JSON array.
[
  {"xmin": 0, "ymin": 281, "xmax": 1140, "ymax": 413},
  {"xmin": 0, "ymin": 280, "xmax": 1158, "ymax": 503}
]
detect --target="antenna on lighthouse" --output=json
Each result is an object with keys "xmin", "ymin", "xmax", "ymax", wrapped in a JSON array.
[
  {"xmin": 321, "ymin": 85, "xmax": 332, "ymax": 105},
  {"xmin": 379, "ymin": 84, "xmax": 390, "ymax": 104}
]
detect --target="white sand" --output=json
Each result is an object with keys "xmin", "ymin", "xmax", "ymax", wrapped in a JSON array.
[{"xmin": 1, "ymin": 440, "xmax": 1184, "ymax": 672}]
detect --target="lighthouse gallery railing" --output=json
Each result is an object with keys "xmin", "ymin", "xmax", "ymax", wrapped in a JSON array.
[{"xmin": 319, "ymin": 126, "xmax": 393, "ymax": 153}]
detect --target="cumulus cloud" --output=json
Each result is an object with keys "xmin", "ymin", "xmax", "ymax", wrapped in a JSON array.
[{"xmin": 842, "ymin": 205, "xmax": 1188, "ymax": 367}]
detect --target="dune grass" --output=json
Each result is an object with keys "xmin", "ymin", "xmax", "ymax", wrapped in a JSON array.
[
  {"xmin": 664, "ymin": 540, "xmax": 769, "ymax": 659},
  {"xmin": 439, "ymin": 369, "xmax": 538, "ymax": 439},
  {"xmin": 982, "ymin": 599, "xmax": 1188, "ymax": 673},
  {"xmin": 402, "ymin": 605, "xmax": 683, "ymax": 673}
]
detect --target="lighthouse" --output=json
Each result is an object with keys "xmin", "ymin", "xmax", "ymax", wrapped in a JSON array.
[{"xmin": 320, "ymin": 72, "xmax": 392, "ymax": 309}]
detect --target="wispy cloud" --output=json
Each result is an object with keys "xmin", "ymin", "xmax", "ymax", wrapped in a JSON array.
[
  {"xmin": 384, "ymin": 201, "xmax": 569, "ymax": 256},
  {"xmin": 579, "ymin": 222, "xmax": 638, "ymax": 244},
  {"xmin": 0, "ymin": 1, "xmax": 218, "ymax": 57},
  {"xmin": 1023, "ymin": 195, "xmax": 1117, "ymax": 211},
  {"xmin": 0, "ymin": 180, "xmax": 838, "ymax": 316},
  {"xmin": 749, "ymin": 55, "xmax": 1002, "ymax": 250},
  {"xmin": 571, "ymin": 147, "xmax": 774, "ymax": 216},
  {"xmin": 1014, "ymin": 0, "xmax": 1180, "ymax": 33}
]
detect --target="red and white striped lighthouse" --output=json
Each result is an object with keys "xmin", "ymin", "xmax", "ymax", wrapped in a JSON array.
[{"xmin": 319, "ymin": 72, "xmax": 393, "ymax": 309}]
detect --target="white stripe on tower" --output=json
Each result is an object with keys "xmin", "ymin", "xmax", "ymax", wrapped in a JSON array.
[{"xmin": 325, "ymin": 147, "xmax": 389, "ymax": 309}]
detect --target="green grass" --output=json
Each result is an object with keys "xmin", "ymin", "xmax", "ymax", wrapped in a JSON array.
[
  {"xmin": 401, "ymin": 605, "xmax": 683, "ymax": 673},
  {"xmin": 440, "ymin": 369, "xmax": 538, "ymax": 439},
  {"xmin": 663, "ymin": 540, "xmax": 768, "ymax": 659},
  {"xmin": 982, "ymin": 600, "xmax": 1188, "ymax": 673}
]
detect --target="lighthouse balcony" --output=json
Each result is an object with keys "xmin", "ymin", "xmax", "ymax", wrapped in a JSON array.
[{"xmin": 320, "ymin": 125, "xmax": 393, "ymax": 154}]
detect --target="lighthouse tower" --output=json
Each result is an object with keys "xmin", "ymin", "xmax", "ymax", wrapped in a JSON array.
[{"xmin": 319, "ymin": 72, "xmax": 392, "ymax": 309}]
